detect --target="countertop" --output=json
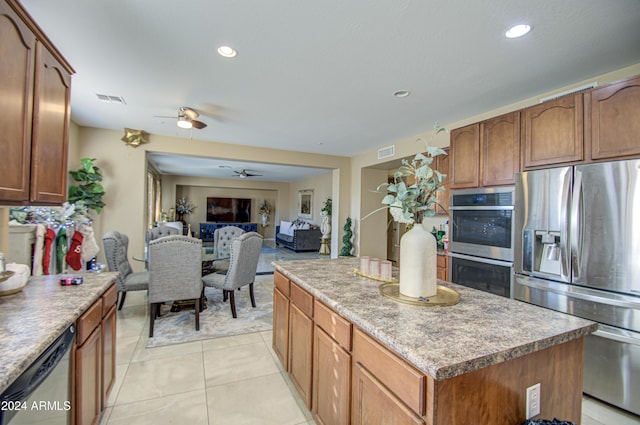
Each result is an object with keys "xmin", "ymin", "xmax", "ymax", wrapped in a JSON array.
[
  {"xmin": 0, "ymin": 272, "xmax": 118, "ymax": 394},
  {"xmin": 273, "ymin": 258, "xmax": 597, "ymax": 381}
]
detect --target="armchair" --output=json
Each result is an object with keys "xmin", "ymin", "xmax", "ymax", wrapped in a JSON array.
[
  {"xmin": 102, "ymin": 231, "xmax": 150, "ymax": 310},
  {"xmin": 202, "ymin": 232, "xmax": 263, "ymax": 318},
  {"xmin": 148, "ymin": 235, "xmax": 203, "ymax": 337}
]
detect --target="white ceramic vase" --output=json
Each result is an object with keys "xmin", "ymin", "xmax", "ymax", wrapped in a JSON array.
[
  {"xmin": 261, "ymin": 213, "xmax": 269, "ymax": 227},
  {"xmin": 399, "ymin": 223, "xmax": 437, "ymax": 298}
]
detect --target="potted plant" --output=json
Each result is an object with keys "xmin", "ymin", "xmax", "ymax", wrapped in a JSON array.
[
  {"xmin": 68, "ymin": 158, "xmax": 105, "ymax": 215},
  {"xmin": 366, "ymin": 124, "xmax": 448, "ymax": 298},
  {"xmin": 175, "ymin": 197, "xmax": 195, "ymax": 223},
  {"xmin": 259, "ymin": 200, "xmax": 271, "ymax": 227}
]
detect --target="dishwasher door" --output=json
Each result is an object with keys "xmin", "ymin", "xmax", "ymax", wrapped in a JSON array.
[{"xmin": 0, "ymin": 325, "xmax": 74, "ymax": 425}]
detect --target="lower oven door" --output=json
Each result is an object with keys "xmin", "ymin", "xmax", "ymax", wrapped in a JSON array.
[{"xmin": 449, "ymin": 253, "xmax": 513, "ymax": 298}]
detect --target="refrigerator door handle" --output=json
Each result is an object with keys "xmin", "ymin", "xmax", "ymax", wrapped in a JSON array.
[
  {"xmin": 570, "ymin": 168, "xmax": 583, "ymax": 280},
  {"xmin": 560, "ymin": 168, "xmax": 572, "ymax": 281},
  {"xmin": 593, "ymin": 324, "xmax": 640, "ymax": 347},
  {"xmin": 515, "ymin": 274, "xmax": 640, "ymax": 309}
]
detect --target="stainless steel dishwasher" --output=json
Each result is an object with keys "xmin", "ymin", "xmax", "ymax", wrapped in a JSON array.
[{"xmin": 0, "ymin": 325, "xmax": 74, "ymax": 425}]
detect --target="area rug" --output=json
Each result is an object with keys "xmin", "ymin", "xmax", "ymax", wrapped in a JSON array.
[{"xmin": 146, "ymin": 275, "xmax": 274, "ymax": 348}]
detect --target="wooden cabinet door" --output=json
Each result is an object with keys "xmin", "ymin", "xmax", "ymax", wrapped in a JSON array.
[
  {"xmin": 523, "ymin": 94, "xmax": 584, "ymax": 168},
  {"xmin": 0, "ymin": 1, "xmax": 36, "ymax": 203},
  {"xmin": 450, "ymin": 124, "xmax": 480, "ymax": 189},
  {"xmin": 352, "ymin": 363, "xmax": 425, "ymax": 425},
  {"xmin": 30, "ymin": 42, "xmax": 71, "ymax": 204},
  {"xmin": 101, "ymin": 305, "xmax": 116, "ymax": 408},
  {"xmin": 272, "ymin": 287, "xmax": 290, "ymax": 368},
  {"xmin": 288, "ymin": 302, "xmax": 314, "ymax": 408},
  {"xmin": 312, "ymin": 326, "xmax": 351, "ymax": 425},
  {"xmin": 76, "ymin": 325, "xmax": 102, "ymax": 425},
  {"xmin": 435, "ymin": 148, "xmax": 450, "ymax": 215},
  {"xmin": 589, "ymin": 75, "xmax": 640, "ymax": 160},
  {"xmin": 481, "ymin": 111, "xmax": 520, "ymax": 186}
]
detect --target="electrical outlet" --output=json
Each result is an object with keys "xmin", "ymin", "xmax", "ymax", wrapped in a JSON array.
[{"xmin": 526, "ymin": 383, "xmax": 541, "ymax": 419}]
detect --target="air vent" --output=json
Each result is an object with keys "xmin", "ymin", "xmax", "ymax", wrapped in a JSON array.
[
  {"xmin": 378, "ymin": 145, "xmax": 395, "ymax": 160},
  {"xmin": 96, "ymin": 94, "xmax": 127, "ymax": 105},
  {"xmin": 538, "ymin": 82, "xmax": 597, "ymax": 103}
]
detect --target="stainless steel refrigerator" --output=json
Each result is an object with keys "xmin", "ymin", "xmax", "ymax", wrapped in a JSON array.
[{"xmin": 513, "ymin": 159, "xmax": 640, "ymax": 416}]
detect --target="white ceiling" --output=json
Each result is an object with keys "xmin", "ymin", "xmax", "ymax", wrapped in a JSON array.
[{"xmin": 20, "ymin": 0, "xmax": 640, "ymax": 180}]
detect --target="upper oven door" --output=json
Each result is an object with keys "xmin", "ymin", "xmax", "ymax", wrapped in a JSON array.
[{"xmin": 449, "ymin": 187, "xmax": 514, "ymax": 261}]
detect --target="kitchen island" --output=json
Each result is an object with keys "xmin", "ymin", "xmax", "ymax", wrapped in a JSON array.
[
  {"xmin": 273, "ymin": 258, "xmax": 596, "ymax": 425},
  {"xmin": 0, "ymin": 272, "xmax": 118, "ymax": 425}
]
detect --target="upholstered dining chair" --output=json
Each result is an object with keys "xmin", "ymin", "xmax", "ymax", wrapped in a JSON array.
[
  {"xmin": 146, "ymin": 225, "xmax": 180, "ymax": 243},
  {"xmin": 211, "ymin": 226, "xmax": 245, "ymax": 272},
  {"xmin": 148, "ymin": 235, "xmax": 203, "ymax": 337},
  {"xmin": 102, "ymin": 231, "xmax": 150, "ymax": 310},
  {"xmin": 202, "ymin": 232, "xmax": 263, "ymax": 318}
]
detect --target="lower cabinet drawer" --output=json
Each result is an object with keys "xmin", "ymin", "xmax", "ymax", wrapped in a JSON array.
[
  {"xmin": 314, "ymin": 300, "xmax": 352, "ymax": 351},
  {"xmin": 353, "ymin": 328, "xmax": 426, "ymax": 416},
  {"xmin": 76, "ymin": 298, "xmax": 102, "ymax": 345}
]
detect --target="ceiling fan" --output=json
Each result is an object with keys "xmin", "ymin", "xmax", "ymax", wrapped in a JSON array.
[
  {"xmin": 157, "ymin": 107, "xmax": 207, "ymax": 130},
  {"xmin": 234, "ymin": 169, "xmax": 262, "ymax": 178}
]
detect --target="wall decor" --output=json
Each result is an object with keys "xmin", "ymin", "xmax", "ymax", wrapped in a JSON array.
[{"xmin": 298, "ymin": 189, "xmax": 313, "ymax": 219}]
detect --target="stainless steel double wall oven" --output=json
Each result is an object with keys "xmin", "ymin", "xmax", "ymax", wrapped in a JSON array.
[{"xmin": 449, "ymin": 186, "xmax": 515, "ymax": 298}]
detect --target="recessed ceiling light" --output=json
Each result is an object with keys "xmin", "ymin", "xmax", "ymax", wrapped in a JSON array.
[
  {"xmin": 217, "ymin": 45, "xmax": 237, "ymax": 58},
  {"xmin": 393, "ymin": 90, "xmax": 410, "ymax": 98},
  {"xmin": 505, "ymin": 24, "xmax": 532, "ymax": 38}
]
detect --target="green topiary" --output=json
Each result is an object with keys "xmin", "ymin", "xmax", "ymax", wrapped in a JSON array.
[{"xmin": 340, "ymin": 216, "xmax": 354, "ymax": 256}]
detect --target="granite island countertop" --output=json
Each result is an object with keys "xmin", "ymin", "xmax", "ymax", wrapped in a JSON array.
[
  {"xmin": 0, "ymin": 272, "xmax": 118, "ymax": 393},
  {"xmin": 273, "ymin": 258, "xmax": 597, "ymax": 381}
]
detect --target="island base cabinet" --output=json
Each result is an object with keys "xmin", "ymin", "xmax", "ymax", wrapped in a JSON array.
[
  {"xmin": 312, "ymin": 326, "xmax": 351, "ymax": 425},
  {"xmin": 352, "ymin": 363, "xmax": 424, "ymax": 425},
  {"xmin": 432, "ymin": 338, "xmax": 584, "ymax": 425},
  {"xmin": 272, "ymin": 286, "xmax": 290, "ymax": 368},
  {"xmin": 288, "ymin": 302, "xmax": 314, "ymax": 408}
]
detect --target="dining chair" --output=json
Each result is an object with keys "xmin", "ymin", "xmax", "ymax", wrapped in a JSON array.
[
  {"xmin": 202, "ymin": 232, "xmax": 263, "ymax": 318},
  {"xmin": 148, "ymin": 235, "xmax": 203, "ymax": 337},
  {"xmin": 210, "ymin": 226, "xmax": 245, "ymax": 272},
  {"xmin": 102, "ymin": 231, "xmax": 150, "ymax": 310}
]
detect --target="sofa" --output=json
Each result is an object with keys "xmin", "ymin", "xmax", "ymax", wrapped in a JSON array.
[{"xmin": 276, "ymin": 219, "xmax": 322, "ymax": 252}]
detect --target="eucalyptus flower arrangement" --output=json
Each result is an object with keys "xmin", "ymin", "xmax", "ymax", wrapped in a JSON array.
[{"xmin": 368, "ymin": 124, "xmax": 448, "ymax": 225}]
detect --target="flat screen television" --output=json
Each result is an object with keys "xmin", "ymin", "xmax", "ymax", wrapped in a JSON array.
[{"xmin": 206, "ymin": 197, "xmax": 252, "ymax": 222}]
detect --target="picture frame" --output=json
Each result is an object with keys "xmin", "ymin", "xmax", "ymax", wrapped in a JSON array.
[{"xmin": 298, "ymin": 189, "xmax": 313, "ymax": 219}]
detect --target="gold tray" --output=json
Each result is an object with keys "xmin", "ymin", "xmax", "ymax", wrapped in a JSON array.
[
  {"xmin": 0, "ymin": 271, "xmax": 15, "ymax": 283},
  {"xmin": 379, "ymin": 282, "xmax": 460, "ymax": 307},
  {"xmin": 354, "ymin": 268, "xmax": 397, "ymax": 283}
]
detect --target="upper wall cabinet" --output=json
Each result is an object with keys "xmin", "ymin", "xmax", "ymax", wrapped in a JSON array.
[
  {"xmin": 481, "ymin": 111, "xmax": 520, "ymax": 186},
  {"xmin": 450, "ymin": 124, "xmax": 480, "ymax": 189},
  {"xmin": 450, "ymin": 111, "xmax": 520, "ymax": 189},
  {"xmin": 587, "ymin": 75, "xmax": 640, "ymax": 160},
  {"xmin": 522, "ymin": 94, "xmax": 584, "ymax": 169},
  {"xmin": 0, "ymin": 0, "xmax": 73, "ymax": 205}
]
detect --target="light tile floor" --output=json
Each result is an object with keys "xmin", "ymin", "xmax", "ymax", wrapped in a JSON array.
[
  {"xmin": 99, "ymin": 286, "xmax": 315, "ymax": 425},
  {"xmin": 102, "ymin": 278, "xmax": 639, "ymax": 425}
]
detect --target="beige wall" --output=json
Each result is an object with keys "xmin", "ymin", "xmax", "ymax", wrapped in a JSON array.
[
  {"xmin": 349, "ymin": 63, "xmax": 640, "ymax": 257},
  {"xmin": 69, "ymin": 127, "xmax": 350, "ymax": 270}
]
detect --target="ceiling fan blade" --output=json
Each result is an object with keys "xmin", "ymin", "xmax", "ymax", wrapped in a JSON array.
[{"xmin": 191, "ymin": 120, "xmax": 207, "ymax": 129}]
